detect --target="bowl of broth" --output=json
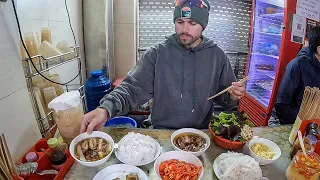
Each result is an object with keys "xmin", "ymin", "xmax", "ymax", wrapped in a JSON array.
[
  {"xmin": 69, "ymin": 131, "xmax": 114, "ymax": 167},
  {"xmin": 171, "ymin": 128, "xmax": 210, "ymax": 157}
]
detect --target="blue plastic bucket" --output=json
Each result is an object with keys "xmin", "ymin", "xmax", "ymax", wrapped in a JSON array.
[{"xmin": 105, "ymin": 116, "xmax": 137, "ymax": 128}]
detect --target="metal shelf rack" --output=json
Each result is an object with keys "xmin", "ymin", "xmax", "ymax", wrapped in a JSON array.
[{"xmin": 23, "ymin": 46, "xmax": 83, "ymax": 137}]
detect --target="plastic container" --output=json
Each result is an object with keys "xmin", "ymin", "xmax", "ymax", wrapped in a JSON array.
[
  {"xmin": 48, "ymin": 91, "xmax": 84, "ymax": 145},
  {"xmin": 290, "ymin": 136, "xmax": 315, "ymax": 159},
  {"xmin": 286, "ymin": 151, "xmax": 320, "ymax": 180},
  {"xmin": 41, "ymin": 28, "xmax": 52, "ymax": 44},
  {"xmin": 26, "ymin": 152, "xmax": 38, "ymax": 162},
  {"xmin": 105, "ymin": 116, "xmax": 137, "ymax": 128},
  {"xmin": 56, "ymin": 41, "xmax": 74, "ymax": 60},
  {"xmin": 84, "ymin": 70, "xmax": 111, "ymax": 112}
]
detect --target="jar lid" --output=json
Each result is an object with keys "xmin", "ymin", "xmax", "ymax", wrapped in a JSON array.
[
  {"xmin": 26, "ymin": 152, "xmax": 38, "ymax": 162},
  {"xmin": 47, "ymin": 138, "xmax": 58, "ymax": 148},
  {"xmin": 90, "ymin": 70, "xmax": 103, "ymax": 77},
  {"xmin": 306, "ymin": 135, "xmax": 318, "ymax": 145}
]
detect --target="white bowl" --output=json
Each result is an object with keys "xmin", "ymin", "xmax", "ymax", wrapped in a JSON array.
[
  {"xmin": 69, "ymin": 131, "xmax": 114, "ymax": 167},
  {"xmin": 171, "ymin": 128, "xmax": 210, "ymax": 156},
  {"xmin": 248, "ymin": 137, "xmax": 281, "ymax": 165},
  {"xmin": 154, "ymin": 151, "xmax": 204, "ymax": 180},
  {"xmin": 115, "ymin": 138, "xmax": 161, "ymax": 166}
]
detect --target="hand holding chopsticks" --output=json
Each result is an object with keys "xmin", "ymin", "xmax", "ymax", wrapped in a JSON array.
[{"xmin": 207, "ymin": 76, "xmax": 250, "ymax": 100}]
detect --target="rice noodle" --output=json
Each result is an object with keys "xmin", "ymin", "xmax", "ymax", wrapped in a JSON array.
[
  {"xmin": 215, "ymin": 152, "xmax": 262, "ymax": 180},
  {"xmin": 117, "ymin": 132, "xmax": 158, "ymax": 164}
]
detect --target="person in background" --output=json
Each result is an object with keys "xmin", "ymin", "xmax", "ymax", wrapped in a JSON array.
[
  {"xmin": 81, "ymin": 0, "xmax": 246, "ymax": 133},
  {"xmin": 275, "ymin": 26, "xmax": 320, "ymax": 124}
]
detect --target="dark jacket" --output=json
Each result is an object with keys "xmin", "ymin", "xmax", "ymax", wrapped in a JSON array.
[
  {"xmin": 99, "ymin": 33, "xmax": 237, "ymax": 129},
  {"xmin": 275, "ymin": 47, "xmax": 320, "ymax": 124}
]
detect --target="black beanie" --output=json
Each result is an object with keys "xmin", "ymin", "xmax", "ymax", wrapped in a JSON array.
[{"xmin": 173, "ymin": 0, "xmax": 210, "ymax": 30}]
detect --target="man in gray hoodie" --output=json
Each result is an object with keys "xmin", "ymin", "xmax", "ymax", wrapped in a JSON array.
[{"xmin": 81, "ymin": 0, "xmax": 246, "ymax": 133}]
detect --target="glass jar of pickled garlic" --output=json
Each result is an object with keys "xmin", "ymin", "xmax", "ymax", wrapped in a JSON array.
[{"xmin": 286, "ymin": 150, "xmax": 320, "ymax": 180}]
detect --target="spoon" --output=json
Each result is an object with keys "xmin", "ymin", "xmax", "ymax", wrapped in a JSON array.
[
  {"xmin": 36, "ymin": 170, "xmax": 58, "ymax": 175},
  {"xmin": 297, "ymin": 130, "xmax": 307, "ymax": 157}
]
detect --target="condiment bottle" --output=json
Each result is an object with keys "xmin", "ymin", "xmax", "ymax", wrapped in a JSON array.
[{"xmin": 47, "ymin": 138, "xmax": 67, "ymax": 170}]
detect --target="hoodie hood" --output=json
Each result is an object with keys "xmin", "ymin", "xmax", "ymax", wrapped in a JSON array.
[{"xmin": 297, "ymin": 47, "xmax": 320, "ymax": 71}]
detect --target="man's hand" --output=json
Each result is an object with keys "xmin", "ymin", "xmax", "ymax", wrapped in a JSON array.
[
  {"xmin": 228, "ymin": 81, "xmax": 246, "ymax": 100},
  {"xmin": 80, "ymin": 108, "xmax": 109, "ymax": 134}
]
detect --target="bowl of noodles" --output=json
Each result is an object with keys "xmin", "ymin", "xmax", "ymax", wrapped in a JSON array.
[{"xmin": 248, "ymin": 137, "xmax": 281, "ymax": 165}]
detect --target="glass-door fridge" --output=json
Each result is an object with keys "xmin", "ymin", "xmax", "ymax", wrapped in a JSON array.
[{"xmin": 239, "ymin": 0, "xmax": 302, "ymax": 126}]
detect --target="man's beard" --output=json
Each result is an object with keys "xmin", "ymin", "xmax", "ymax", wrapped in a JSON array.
[{"xmin": 178, "ymin": 33, "xmax": 200, "ymax": 47}]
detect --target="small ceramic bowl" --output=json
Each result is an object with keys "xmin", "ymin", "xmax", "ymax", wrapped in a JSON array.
[
  {"xmin": 171, "ymin": 128, "xmax": 210, "ymax": 157},
  {"xmin": 154, "ymin": 151, "xmax": 204, "ymax": 180},
  {"xmin": 248, "ymin": 137, "xmax": 281, "ymax": 165},
  {"xmin": 69, "ymin": 131, "xmax": 114, "ymax": 167}
]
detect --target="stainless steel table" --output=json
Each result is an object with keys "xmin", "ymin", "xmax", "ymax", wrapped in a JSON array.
[{"xmin": 64, "ymin": 126, "xmax": 292, "ymax": 180}]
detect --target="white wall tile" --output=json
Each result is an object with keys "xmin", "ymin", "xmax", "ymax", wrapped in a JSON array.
[
  {"xmin": 0, "ymin": 2, "xmax": 42, "ymax": 160},
  {"xmin": 0, "ymin": 87, "xmax": 41, "ymax": 160},
  {"xmin": 49, "ymin": 0, "xmax": 82, "ymax": 23},
  {"xmin": 19, "ymin": 19, "xmax": 49, "ymax": 37},
  {"xmin": 49, "ymin": 60, "xmax": 81, "ymax": 88},
  {"xmin": 49, "ymin": 21, "xmax": 83, "ymax": 47},
  {"xmin": 0, "ymin": 14, "xmax": 27, "ymax": 99},
  {"xmin": 17, "ymin": 0, "xmax": 50, "ymax": 20}
]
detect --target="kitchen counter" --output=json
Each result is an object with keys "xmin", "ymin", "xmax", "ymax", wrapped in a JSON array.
[{"xmin": 64, "ymin": 125, "xmax": 292, "ymax": 180}]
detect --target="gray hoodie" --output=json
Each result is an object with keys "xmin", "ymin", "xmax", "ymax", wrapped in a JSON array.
[{"xmin": 100, "ymin": 33, "xmax": 237, "ymax": 129}]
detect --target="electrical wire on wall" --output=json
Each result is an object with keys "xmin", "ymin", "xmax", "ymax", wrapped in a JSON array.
[{"xmin": 11, "ymin": 0, "xmax": 81, "ymax": 85}]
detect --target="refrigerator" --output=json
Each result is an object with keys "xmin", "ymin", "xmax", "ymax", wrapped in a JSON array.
[{"xmin": 239, "ymin": 0, "xmax": 302, "ymax": 126}]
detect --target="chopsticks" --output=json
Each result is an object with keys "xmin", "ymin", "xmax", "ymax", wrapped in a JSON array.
[
  {"xmin": 0, "ymin": 158, "xmax": 13, "ymax": 180},
  {"xmin": 207, "ymin": 76, "xmax": 250, "ymax": 100},
  {"xmin": 0, "ymin": 133, "xmax": 17, "ymax": 180},
  {"xmin": 298, "ymin": 87, "xmax": 320, "ymax": 120}
]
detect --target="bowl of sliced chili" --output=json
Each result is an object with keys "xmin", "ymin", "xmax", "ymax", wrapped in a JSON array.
[{"xmin": 154, "ymin": 151, "xmax": 203, "ymax": 180}]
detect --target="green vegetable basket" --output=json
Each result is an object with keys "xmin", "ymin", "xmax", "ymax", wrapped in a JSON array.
[{"xmin": 208, "ymin": 122, "xmax": 247, "ymax": 150}]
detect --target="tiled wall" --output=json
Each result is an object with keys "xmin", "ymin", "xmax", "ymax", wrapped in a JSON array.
[
  {"xmin": 0, "ymin": 0, "xmax": 42, "ymax": 160},
  {"xmin": 114, "ymin": 0, "xmax": 137, "ymax": 78},
  {"xmin": 17, "ymin": 0, "xmax": 85, "ymax": 87}
]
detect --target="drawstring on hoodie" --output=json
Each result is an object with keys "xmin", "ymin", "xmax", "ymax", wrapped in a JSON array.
[
  {"xmin": 170, "ymin": 33, "xmax": 215, "ymax": 113},
  {"xmin": 180, "ymin": 48, "xmax": 196, "ymax": 113}
]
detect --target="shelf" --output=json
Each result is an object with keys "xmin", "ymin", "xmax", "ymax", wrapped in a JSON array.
[
  {"xmin": 255, "ymin": 81, "xmax": 274, "ymax": 91},
  {"xmin": 256, "ymin": 69, "xmax": 276, "ymax": 79},
  {"xmin": 23, "ymin": 46, "xmax": 83, "ymax": 137},
  {"xmin": 251, "ymin": 53, "xmax": 279, "ymax": 59},
  {"xmin": 259, "ymin": 13, "xmax": 284, "ymax": 19},
  {"xmin": 255, "ymin": 31, "xmax": 282, "ymax": 37},
  {"xmin": 25, "ymin": 57, "xmax": 80, "ymax": 78},
  {"xmin": 247, "ymin": 90, "xmax": 269, "ymax": 108},
  {"xmin": 23, "ymin": 46, "xmax": 80, "ymax": 78}
]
